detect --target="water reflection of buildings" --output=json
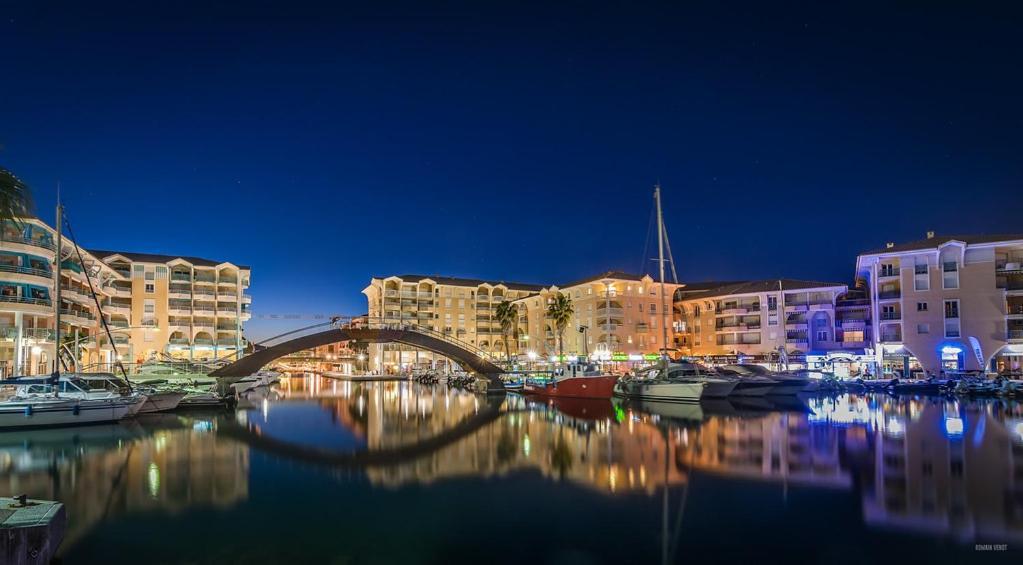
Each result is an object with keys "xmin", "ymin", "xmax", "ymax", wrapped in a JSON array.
[
  {"xmin": 341, "ymin": 383, "xmax": 1023, "ymax": 544},
  {"xmin": 0, "ymin": 418, "xmax": 249, "ymax": 549}
]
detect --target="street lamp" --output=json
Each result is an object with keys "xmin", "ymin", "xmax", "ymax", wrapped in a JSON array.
[{"xmin": 578, "ymin": 325, "xmax": 589, "ymax": 358}]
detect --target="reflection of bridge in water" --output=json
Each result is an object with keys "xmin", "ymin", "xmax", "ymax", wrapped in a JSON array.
[{"xmin": 212, "ymin": 317, "xmax": 507, "ymax": 389}]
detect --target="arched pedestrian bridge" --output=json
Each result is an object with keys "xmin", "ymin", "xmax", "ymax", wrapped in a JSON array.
[{"xmin": 211, "ymin": 317, "xmax": 507, "ymax": 389}]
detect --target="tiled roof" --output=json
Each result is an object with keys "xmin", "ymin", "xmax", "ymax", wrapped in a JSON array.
[
  {"xmin": 90, "ymin": 250, "xmax": 250, "ymax": 269},
  {"xmin": 675, "ymin": 279, "xmax": 847, "ymax": 301},
  {"xmin": 557, "ymin": 271, "xmax": 652, "ymax": 288},
  {"xmin": 861, "ymin": 234, "xmax": 1023, "ymax": 255},
  {"xmin": 378, "ymin": 274, "xmax": 544, "ymax": 292}
]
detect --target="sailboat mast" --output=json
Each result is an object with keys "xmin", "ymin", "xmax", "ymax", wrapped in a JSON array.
[
  {"xmin": 54, "ymin": 196, "xmax": 63, "ymax": 381},
  {"xmin": 655, "ymin": 185, "xmax": 669, "ymax": 359}
]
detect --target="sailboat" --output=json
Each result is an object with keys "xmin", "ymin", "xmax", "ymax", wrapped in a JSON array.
[
  {"xmin": 613, "ymin": 185, "xmax": 738, "ymax": 402},
  {"xmin": 0, "ymin": 200, "xmax": 146, "ymax": 428}
]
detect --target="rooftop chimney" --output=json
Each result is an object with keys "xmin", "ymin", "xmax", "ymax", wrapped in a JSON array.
[
  {"xmin": 926, "ymin": 230, "xmax": 935, "ymax": 239},
  {"xmin": 885, "ymin": 242, "xmax": 895, "ymax": 249}
]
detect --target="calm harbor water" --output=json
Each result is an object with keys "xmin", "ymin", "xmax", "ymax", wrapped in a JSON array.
[{"xmin": 2, "ymin": 375, "xmax": 1021, "ymax": 564}]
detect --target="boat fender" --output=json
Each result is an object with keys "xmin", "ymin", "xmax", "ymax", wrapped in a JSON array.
[
  {"xmin": 24, "ymin": 405, "xmax": 32, "ymax": 416},
  {"xmin": 73, "ymin": 404, "xmax": 80, "ymax": 415}
]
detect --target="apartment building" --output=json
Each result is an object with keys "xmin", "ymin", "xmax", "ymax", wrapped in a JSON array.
[
  {"xmin": 89, "ymin": 251, "xmax": 252, "ymax": 364},
  {"xmin": 672, "ymin": 279, "xmax": 861, "ymax": 366},
  {"xmin": 512, "ymin": 272, "xmax": 683, "ymax": 361},
  {"xmin": 362, "ymin": 275, "xmax": 543, "ymax": 372},
  {"xmin": 855, "ymin": 232, "xmax": 1023, "ymax": 377},
  {"xmin": 0, "ymin": 217, "xmax": 124, "ymax": 376}
]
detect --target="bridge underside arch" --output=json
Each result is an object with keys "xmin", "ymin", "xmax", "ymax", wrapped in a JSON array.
[{"xmin": 211, "ymin": 328, "xmax": 505, "ymax": 388}]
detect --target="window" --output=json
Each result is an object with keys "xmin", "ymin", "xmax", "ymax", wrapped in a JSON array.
[
  {"xmin": 882, "ymin": 305, "xmax": 897, "ymax": 320},
  {"xmin": 816, "ymin": 330, "xmax": 829, "ymax": 342},
  {"xmin": 143, "ymin": 299, "xmax": 155, "ymax": 314},
  {"xmin": 767, "ymin": 296, "xmax": 778, "ymax": 311},
  {"xmin": 943, "ymin": 300, "xmax": 960, "ymax": 337},
  {"xmin": 914, "ymin": 261, "xmax": 929, "ymax": 291},
  {"xmin": 145, "ymin": 283, "xmax": 155, "ymax": 294},
  {"xmin": 942, "ymin": 261, "xmax": 959, "ymax": 289},
  {"xmin": 768, "ymin": 313, "xmax": 778, "ymax": 326},
  {"xmin": 880, "ymin": 263, "xmax": 897, "ymax": 277},
  {"xmin": 843, "ymin": 330, "xmax": 864, "ymax": 342},
  {"xmin": 144, "ymin": 269, "xmax": 155, "ymax": 281},
  {"xmin": 916, "ymin": 302, "xmax": 928, "ymax": 312},
  {"xmin": 648, "ymin": 304, "xmax": 656, "ymax": 313},
  {"xmin": 132, "ymin": 265, "xmax": 144, "ymax": 279},
  {"xmin": 155, "ymin": 266, "xmax": 167, "ymax": 280},
  {"xmin": 917, "ymin": 323, "xmax": 930, "ymax": 334}
]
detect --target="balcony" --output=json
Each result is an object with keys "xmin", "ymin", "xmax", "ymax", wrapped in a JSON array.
[
  {"xmin": 881, "ymin": 312, "xmax": 901, "ymax": 321},
  {"xmin": 193, "ymin": 289, "xmax": 217, "ymax": 298},
  {"xmin": 0, "ymin": 294, "xmax": 51, "ymax": 308},
  {"xmin": 879, "ymin": 331, "xmax": 903, "ymax": 343},
  {"xmin": 878, "ymin": 290, "xmax": 901, "ymax": 300},
  {"xmin": 168, "ymin": 338, "xmax": 191, "ymax": 345},
  {"xmin": 717, "ymin": 304, "xmax": 760, "ymax": 315},
  {"xmin": 636, "ymin": 322, "xmax": 650, "ymax": 332},
  {"xmin": 0, "ymin": 264, "xmax": 52, "ymax": 280},
  {"xmin": 193, "ymin": 338, "xmax": 214, "ymax": 346},
  {"xmin": 996, "ymin": 261, "xmax": 1023, "ymax": 274},
  {"xmin": 168, "ymin": 288, "xmax": 191, "ymax": 299},
  {"xmin": 596, "ymin": 307, "xmax": 624, "ymax": 318},
  {"xmin": 171, "ymin": 273, "xmax": 191, "ymax": 282},
  {"xmin": 22, "ymin": 328, "xmax": 56, "ymax": 342},
  {"xmin": 218, "ymin": 277, "xmax": 238, "ymax": 285},
  {"xmin": 1009, "ymin": 330, "xmax": 1023, "ymax": 341},
  {"xmin": 193, "ymin": 274, "xmax": 216, "ymax": 284},
  {"xmin": 599, "ymin": 323, "xmax": 621, "ymax": 332},
  {"xmin": 0, "ymin": 233, "xmax": 55, "ymax": 252},
  {"xmin": 217, "ymin": 309, "xmax": 238, "ymax": 317}
]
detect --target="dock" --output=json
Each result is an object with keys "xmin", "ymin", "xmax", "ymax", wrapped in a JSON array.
[{"xmin": 0, "ymin": 497, "xmax": 67, "ymax": 565}]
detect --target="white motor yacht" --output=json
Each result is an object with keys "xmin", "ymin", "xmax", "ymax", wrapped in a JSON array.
[
  {"xmin": 614, "ymin": 363, "xmax": 709, "ymax": 402},
  {"xmin": 0, "ymin": 375, "xmax": 146, "ymax": 428}
]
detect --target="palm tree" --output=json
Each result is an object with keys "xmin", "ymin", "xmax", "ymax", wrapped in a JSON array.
[
  {"xmin": 546, "ymin": 292, "xmax": 574, "ymax": 363},
  {"xmin": 494, "ymin": 300, "xmax": 518, "ymax": 362},
  {"xmin": 0, "ymin": 167, "xmax": 33, "ymax": 225}
]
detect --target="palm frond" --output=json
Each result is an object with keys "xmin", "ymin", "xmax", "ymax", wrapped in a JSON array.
[{"xmin": 0, "ymin": 167, "xmax": 33, "ymax": 227}]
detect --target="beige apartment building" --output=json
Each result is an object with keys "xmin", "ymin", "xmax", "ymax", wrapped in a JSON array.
[
  {"xmin": 89, "ymin": 251, "xmax": 252, "ymax": 364},
  {"xmin": 672, "ymin": 279, "xmax": 860, "ymax": 368},
  {"xmin": 855, "ymin": 233, "xmax": 1023, "ymax": 377},
  {"xmin": 512, "ymin": 271, "xmax": 683, "ymax": 362},
  {"xmin": 362, "ymin": 275, "xmax": 543, "ymax": 372}
]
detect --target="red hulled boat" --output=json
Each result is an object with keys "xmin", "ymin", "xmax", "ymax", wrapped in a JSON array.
[{"xmin": 522, "ymin": 363, "xmax": 620, "ymax": 399}]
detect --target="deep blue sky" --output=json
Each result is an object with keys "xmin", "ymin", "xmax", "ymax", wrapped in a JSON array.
[{"xmin": 2, "ymin": 1, "xmax": 1021, "ymax": 340}]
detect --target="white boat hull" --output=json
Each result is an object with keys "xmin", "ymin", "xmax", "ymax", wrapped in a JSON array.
[
  {"xmin": 614, "ymin": 381, "xmax": 706, "ymax": 402},
  {"xmin": 0, "ymin": 397, "xmax": 143, "ymax": 429},
  {"xmin": 137, "ymin": 391, "xmax": 187, "ymax": 413}
]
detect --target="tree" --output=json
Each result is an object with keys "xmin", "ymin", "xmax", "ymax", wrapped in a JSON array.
[
  {"xmin": 494, "ymin": 300, "xmax": 518, "ymax": 362},
  {"xmin": 546, "ymin": 292, "xmax": 574, "ymax": 363},
  {"xmin": 0, "ymin": 167, "xmax": 33, "ymax": 225}
]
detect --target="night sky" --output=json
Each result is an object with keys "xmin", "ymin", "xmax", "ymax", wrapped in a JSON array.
[{"xmin": 2, "ymin": 1, "xmax": 1021, "ymax": 340}]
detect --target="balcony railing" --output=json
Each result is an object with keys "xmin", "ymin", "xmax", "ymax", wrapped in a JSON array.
[
  {"xmin": 1009, "ymin": 330, "xmax": 1023, "ymax": 340},
  {"xmin": 0, "ymin": 234, "xmax": 55, "ymax": 251},
  {"xmin": 0, "ymin": 295, "xmax": 51, "ymax": 307},
  {"xmin": 881, "ymin": 312, "xmax": 901, "ymax": 321},
  {"xmin": 878, "ymin": 291, "xmax": 901, "ymax": 300},
  {"xmin": 0, "ymin": 264, "xmax": 52, "ymax": 279}
]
